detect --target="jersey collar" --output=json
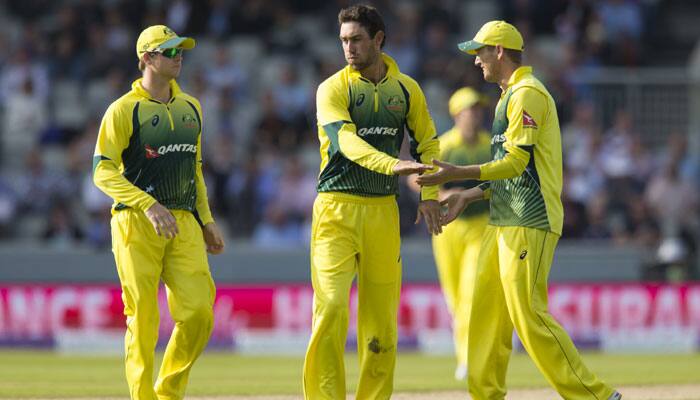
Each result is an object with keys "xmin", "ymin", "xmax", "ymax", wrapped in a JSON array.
[
  {"xmin": 347, "ymin": 52, "xmax": 400, "ymax": 81},
  {"xmin": 505, "ymin": 66, "xmax": 532, "ymax": 89},
  {"xmin": 131, "ymin": 78, "xmax": 183, "ymax": 102}
]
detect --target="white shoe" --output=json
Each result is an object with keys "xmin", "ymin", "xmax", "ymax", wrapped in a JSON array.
[
  {"xmin": 608, "ymin": 391, "xmax": 622, "ymax": 400},
  {"xmin": 454, "ymin": 364, "xmax": 468, "ymax": 381}
]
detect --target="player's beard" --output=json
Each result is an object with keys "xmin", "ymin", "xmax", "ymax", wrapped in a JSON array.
[
  {"xmin": 481, "ymin": 63, "xmax": 498, "ymax": 83},
  {"xmin": 348, "ymin": 49, "xmax": 379, "ymax": 71}
]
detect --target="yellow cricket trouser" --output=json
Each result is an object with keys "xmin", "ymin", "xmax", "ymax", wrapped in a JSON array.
[
  {"xmin": 111, "ymin": 209, "xmax": 216, "ymax": 400},
  {"xmin": 467, "ymin": 225, "xmax": 615, "ymax": 400},
  {"xmin": 303, "ymin": 192, "xmax": 402, "ymax": 400},
  {"xmin": 431, "ymin": 213, "xmax": 487, "ymax": 366}
]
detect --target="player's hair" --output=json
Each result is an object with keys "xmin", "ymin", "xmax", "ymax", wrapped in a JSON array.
[
  {"xmin": 504, "ymin": 48, "xmax": 522, "ymax": 65},
  {"xmin": 338, "ymin": 4, "xmax": 386, "ymax": 48},
  {"xmin": 483, "ymin": 45, "xmax": 522, "ymax": 65}
]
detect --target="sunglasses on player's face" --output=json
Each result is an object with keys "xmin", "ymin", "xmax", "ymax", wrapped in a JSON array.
[{"xmin": 150, "ymin": 48, "xmax": 183, "ymax": 59}]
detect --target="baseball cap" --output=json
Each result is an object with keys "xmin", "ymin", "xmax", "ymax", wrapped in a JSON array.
[
  {"xmin": 458, "ymin": 20, "xmax": 523, "ymax": 55},
  {"xmin": 448, "ymin": 87, "xmax": 484, "ymax": 116},
  {"xmin": 136, "ymin": 25, "xmax": 195, "ymax": 59}
]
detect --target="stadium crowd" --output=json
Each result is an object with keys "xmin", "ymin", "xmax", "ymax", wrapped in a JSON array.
[{"xmin": 0, "ymin": 0, "xmax": 697, "ymax": 279}]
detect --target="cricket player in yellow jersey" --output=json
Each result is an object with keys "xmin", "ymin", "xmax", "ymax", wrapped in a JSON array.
[
  {"xmin": 303, "ymin": 5, "xmax": 442, "ymax": 399},
  {"xmin": 430, "ymin": 87, "xmax": 491, "ymax": 381},
  {"xmin": 93, "ymin": 25, "xmax": 224, "ymax": 400},
  {"xmin": 418, "ymin": 21, "xmax": 622, "ymax": 400}
]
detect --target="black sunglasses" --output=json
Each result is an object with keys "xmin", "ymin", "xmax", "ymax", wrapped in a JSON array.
[{"xmin": 150, "ymin": 48, "xmax": 183, "ymax": 59}]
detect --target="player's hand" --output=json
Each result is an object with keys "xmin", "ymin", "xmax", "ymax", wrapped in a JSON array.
[
  {"xmin": 392, "ymin": 160, "xmax": 433, "ymax": 176},
  {"xmin": 440, "ymin": 188, "xmax": 483, "ymax": 225},
  {"xmin": 415, "ymin": 160, "xmax": 463, "ymax": 186},
  {"xmin": 415, "ymin": 199, "xmax": 443, "ymax": 235},
  {"xmin": 202, "ymin": 222, "xmax": 225, "ymax": 255},
  {"xmin": 145, "ymin": 202, "xmax": 179, "ymax": 238}
]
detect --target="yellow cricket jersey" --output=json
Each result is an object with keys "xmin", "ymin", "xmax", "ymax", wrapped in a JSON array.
[
  {"xmin": 438, "ymin": 127, "xmax": 491, "ymax": 218},
  {"xmin": 315, "ymin": 53, "xmax": 439, "ymax": 200},
  {"xmin": 478, "ymin": 66, "xmax": 564, "ymax": 234},
  {"xmin": 93, "ymin": 78, "xmax": 213, "ymax": 225}
]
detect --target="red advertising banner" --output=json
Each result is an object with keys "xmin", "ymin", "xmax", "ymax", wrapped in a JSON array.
[{"xmin": 0, "ymin": 284, "xmax": 698, "ymax": 351}]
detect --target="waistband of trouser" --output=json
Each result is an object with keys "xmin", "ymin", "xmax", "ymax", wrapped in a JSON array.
[
  {"xmin": 317, "ymin": 191, "xmax": 396, "ymax": 205},
  {"xmin": 113, "ymin": 207, "xmax": 194, "ymax": 218}
]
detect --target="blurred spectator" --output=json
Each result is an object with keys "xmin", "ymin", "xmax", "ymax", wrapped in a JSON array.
[
  {"xmin": 230, "ymin": 1, "xmax": 274, "ymax": 36},
  {"xmin": 268, "ymin": 5, "xmax": 305, "ymax": 54},
  {"xmin": 597, "ymin": 0, "xmax": 643, "ymax": 42},
  {"xmin": 206, "ymin": 133, "xmax": 237, "ymax": 226},
  {"xmin": 254, "ymin": 91, "xmax": 296, "ymax": 151},
  {"xmin": 418, "ymin": 21, "xmax": 452, "ymax": 82},
  {"xmin": 561, "ymin": 168, "xmax": 589, "ymax": 239},
  {"xmin": 384, "ymin": 5, "xmax": 420, "ymax": 77},
  {"xmin": 562, "ymin": 101, "xmax": 598, "ymax": 171},
  {"xmin": 599, "ymin": 109, "xmax": 637, "ymax": 180},
  {"xmin": 268, "ymin": 155, "xmax": 316, "ymax": 228},
  {"xmin": 270, "ymin": 62, "xmax": 312, "ymax": 131},
  {"xmin": 225, "ymin": 154, "xmax": 263, "ymax": 237},
  {"xmin": 42, "ymin": 201, "xmax": 84, "ymax": 248},
  {"xmin": 596, "ymin": 0, "xmax": 643, "ymax": 65},
  {"xmin": 2, "ymin": 78, "xmax": 48, "ymax": 170},
  {"xmin": 204, "ymin": 45, "xmax": 248, "ymax": 102},
  {"xmin": 645, "ymin": 161, "xmax": 699, "ymax": 239},
  {"xmin": 0, "ymin": 49, "xmax": 49, "ymax": 103},
  {"xmin": 205, "ymin": 0, "xmax": 234, "ymax": 38},
  {"xmin": 252, "ymin": 205, "xmax": 305, "ymax": 248},
  {"xmin": 250, "ymin": 153, "xmax": 316, "ymax": 248},
  {"xmin": 13, "ymin": 148, "xmax": 71, "ymax": 217},
  {"xmin": 48, "ymin": 34, "xmax": 85, "ymax": 80},
  {"xmin": 166, "ymin": 0, "xmax": 193, "ymax": 33},
  {"xmin": 0, "ymin": 177, "xmax": 18, "ymax": 238},
  {"xmin": 582, "ymin": 193, "xmax": 612, "ymax": 240},
  {"xmin": 86, "ymin": 68, "xmax": 128, "ymax": 120}
]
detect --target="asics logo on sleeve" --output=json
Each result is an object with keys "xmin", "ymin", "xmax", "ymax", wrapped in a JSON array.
[{"xmin": 357, "ymin": 126, "xmax": 399, "ymax": 137}]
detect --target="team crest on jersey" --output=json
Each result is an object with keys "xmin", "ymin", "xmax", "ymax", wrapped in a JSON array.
[
  {"xmin": 182, "ymin": 113, "xmax": 197, "ymax": 129},
  {"xmin": 145, "ymin": 144, "xmax": 160, "ymax": 159},
  {"xmin": 355, "ymin": 93, "xmax": 365, "ymax": 106},
  {"xmin": 522, "ymin": 110, "xmax": 537, "ymax": 128},
  {"xmin": 151, "ymin": 115, "xmax": 160, "ymax": 126},
  {"xmin": 387, "ymin": 95, "xmax": 404, "ymax": 111}
]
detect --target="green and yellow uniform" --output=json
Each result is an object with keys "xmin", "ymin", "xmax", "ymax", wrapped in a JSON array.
[
  {"xmin": 93, "ymin": 78, "xmax": 215, "ymax": 400},
  {"xmin": 303, "ymin": 53, "xmax": 439, "ymax": 399},
  {"xmin": 431, "ymin": 127, "xmax": 490, "ymax": 369},
  {"xmin": 468, "ymin": 66, "xmax": 615, "ymax": 400}
]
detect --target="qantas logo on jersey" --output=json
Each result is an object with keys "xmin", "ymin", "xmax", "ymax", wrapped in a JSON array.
[
  {"xmin": 522, "ymin": 110, "xmax": 538, "ymax": 128},
  {"xmin": 145, "ymin": 144, "xmax": 160, "ymax": 159},
  {"xmin": 357, "ymin": 126, "xmax": 399, "ymax": 137},
  {"xmin": 145, "ymin": 143, "xmax": 197, "ymax": 158}
]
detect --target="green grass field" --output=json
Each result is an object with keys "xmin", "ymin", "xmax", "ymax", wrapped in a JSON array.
[{"xmin": 0, "ymin": 350, "xmax": 698, "ymax": 397}]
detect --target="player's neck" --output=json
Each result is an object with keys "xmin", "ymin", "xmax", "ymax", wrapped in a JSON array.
[
  {"xmin": 142, "ymin": 70, "xmax": 172, "ymax": 103},
  {"xmin": 360, "ymin": 56, "xmax": 386, "ymax": 84},
  {"xmin": 498, "ymin": 63, "xmax": 518, "ymax": 92}
]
